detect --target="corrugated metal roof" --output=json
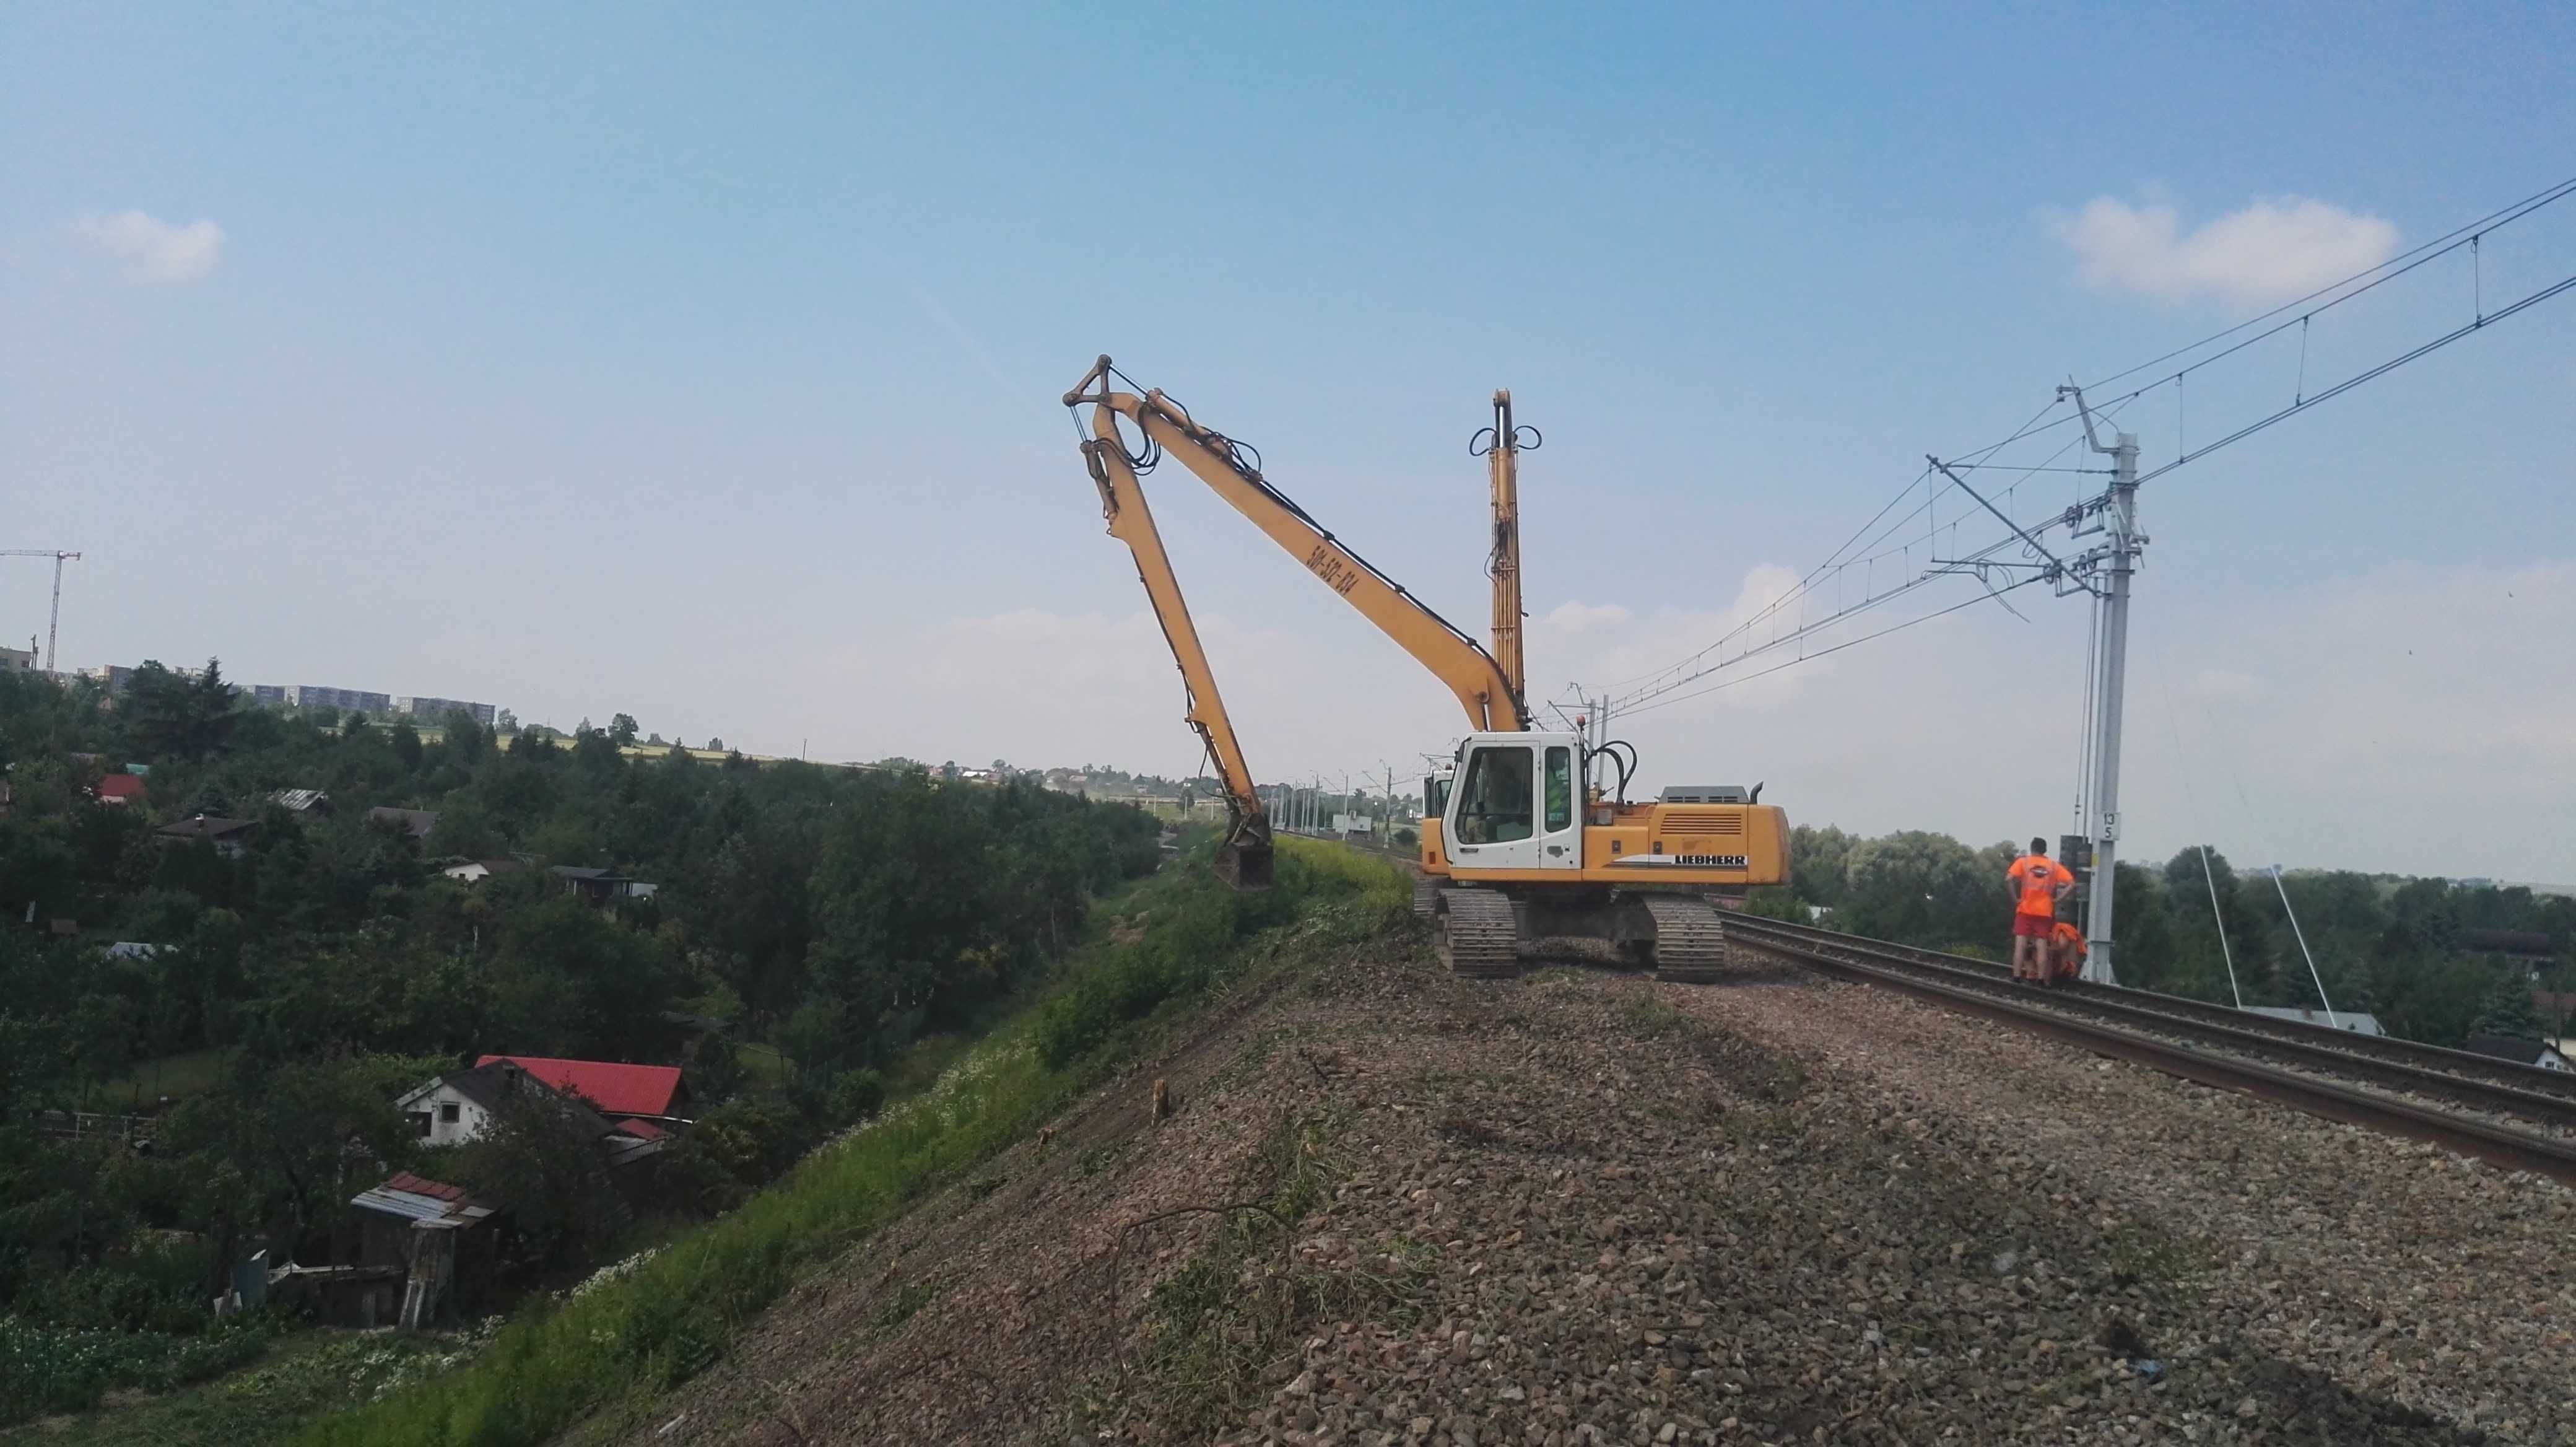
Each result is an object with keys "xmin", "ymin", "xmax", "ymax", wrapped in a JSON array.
[
  {"xmin": 350, "ymin": 1186, "xmax": 456, "ymax": 1223},
  {"xmin": 269, "ymin": 788, "xmax": 330, "ymax": 812},
  {"xmin": 367, "ymin": 807, "xmax": 440, "ymax": 838},
  {"xmin": 384, "ymin": 1171, "xmax": 466, "ymax": 1202},
  {"xmin": 350, "ymin": 1171, "xmax": 494, "ymax": 1224}
]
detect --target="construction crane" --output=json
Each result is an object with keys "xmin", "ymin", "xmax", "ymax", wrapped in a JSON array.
[
  {"xmin": 0, "ymin": 551, "xmax": 82, "ymax": 672},
  {"xmin": 1066, "ymin": 357, "xmax": 1789, "ymax": 981}
]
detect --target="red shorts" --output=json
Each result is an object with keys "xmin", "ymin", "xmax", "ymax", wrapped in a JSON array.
[{"xmin": 2012, "ymin": 913, "xmax": 2056, "ymax": 938}]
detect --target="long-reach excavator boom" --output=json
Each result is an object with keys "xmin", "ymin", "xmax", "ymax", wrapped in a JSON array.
[
  {"xmin": 1066, "ymin": 357, "xmax": 1526, "ymax": 733},
  {"xmin": 1476, "ymin": 391, "xmax": 1533, "ymax": 706},
  {"xmin": 1078, "ymin": 404, "xmax": 1274, "ymax": 887}
]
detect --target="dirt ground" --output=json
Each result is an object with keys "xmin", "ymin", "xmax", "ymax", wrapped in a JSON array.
[{"xmin": 608, "ymin": 936, "xmax": 2576, "ymax": 1447}]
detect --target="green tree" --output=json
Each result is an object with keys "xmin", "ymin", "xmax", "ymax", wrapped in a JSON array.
[
  {"xmin": 440, "ymin": 1086, "xmax": 629, "ymax": 1268},
  {"xmin": 2160, "ymin": 846, "xmax": 2276, "ymax": 1003},
  {"xmin": 608, "ymin": 714, "xmax": 640, "ymax": 747},
  {"xmin": 155, "ymin": 1056, "xmax": 414, "ymax": 1289},
  {"xmin": 1786, "ymin": 824, "xmax": 1855, "ymax": 909},
  {"xmin": 390, "ymin": 719, "xmax": 424, "ymax": 772},
  {"xmin": 118, "ymin": 660, "xmax": 238, "ymax": 763},
  {"xmin": 1840, "ymin": 830, "xmax": 1996, "ymax": 948},
  {"xmin": 2473, "ymin": 974, "xmax": 2544, "ymax": 1038}
]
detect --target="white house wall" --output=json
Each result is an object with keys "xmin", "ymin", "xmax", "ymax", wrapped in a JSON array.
[{"xmin": 396, "ymin": 1082, "xmax": 496, "ymax": 1146}]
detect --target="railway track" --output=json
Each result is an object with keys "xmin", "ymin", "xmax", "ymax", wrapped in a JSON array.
[
  {"xmin": 1721, "ymin": 912, "xmax": 2576, "ymax": 1186},
  {"xmin": 1732, "ymin": 914, "xmax": 2576, "ymax": 1101}
]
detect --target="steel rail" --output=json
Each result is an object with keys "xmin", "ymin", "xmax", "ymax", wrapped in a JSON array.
[
  {"xmin": 1730, "ymin": 923, "xmax": 2576, "ymax": 1185},
  {"xmin": 1727, "ymin": 913, "xmax": 2576, "ymax": 1104},
  {"xmin": 1728, "ymin": 915, "xmax": 2576, "ymax": 1128}
]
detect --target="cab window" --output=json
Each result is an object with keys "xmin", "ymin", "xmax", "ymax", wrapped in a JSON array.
[
  {"xmin": 1454, "ymin": 746, "xmax": 1533, "ymax": 844},
  {"xmin": 1423, "ymin": 774, "xmax": 1451, "ymax": 817},
  {"xmin": 1544, "ymin": 746, "xmax": 1572, "ymax": 833}
]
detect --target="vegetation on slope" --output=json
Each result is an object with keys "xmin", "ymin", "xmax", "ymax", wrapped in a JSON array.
[
  {"xmin": 287, "ymin": 837, "xmax": 1408, "ymax": 1447},
  {"xmin": 0, "ymin": 663, "xmax": 1157, "ymax": 1425}
]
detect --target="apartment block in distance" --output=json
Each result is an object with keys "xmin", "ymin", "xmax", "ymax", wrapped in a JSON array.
[
  {"xmin": 284, "ymin": 685, "xmax": 394, "ymax": 715},
  {"xmin": 395, "ymin": 696, "xmax": 497, "ymax": 727}
]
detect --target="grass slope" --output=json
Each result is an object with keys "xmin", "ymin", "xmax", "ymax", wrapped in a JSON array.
[{"xmin": 287, "ymin": 837, "xmax": 1407, "ymax": 1447}]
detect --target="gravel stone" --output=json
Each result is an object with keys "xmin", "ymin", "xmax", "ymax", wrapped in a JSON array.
[{"xmin": 608, "ymin": 936, "xmax": 2571, "ymax": 1445}]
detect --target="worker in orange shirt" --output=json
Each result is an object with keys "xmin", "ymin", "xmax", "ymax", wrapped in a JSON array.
[
  {"xmin": 2049, "ymin": 919, "xmax": 2088, "ymax": 982},
  {"xmin": 2006, "ymin": 836, "xmax": 2076, "ymax": 982}
]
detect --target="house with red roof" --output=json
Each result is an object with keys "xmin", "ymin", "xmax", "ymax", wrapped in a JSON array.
[
  {"xmin": 94, "ymin": 773, "xmax": 147, "ymax": 807},
  {"xmin": 473, "ymin": 1054, "xmax": 690, "ymax": 1121},
  {"xmin": 394, "ymin": 1057, "xmax": 677, "ymax": 1167}
]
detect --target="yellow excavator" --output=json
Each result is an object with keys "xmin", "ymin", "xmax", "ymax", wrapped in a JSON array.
[{"xmin": 1067, "ymin": 356, "xmax": 1788, "ymax": 980}]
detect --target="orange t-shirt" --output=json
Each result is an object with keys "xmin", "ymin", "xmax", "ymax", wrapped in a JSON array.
[
  {"xmin": 2050, "ymin": 920, "xmax": 2086, "ymax": 955},
  {"xmin": 2009, "ymin": 855, "xmax": 2074, "ymax": 916}
]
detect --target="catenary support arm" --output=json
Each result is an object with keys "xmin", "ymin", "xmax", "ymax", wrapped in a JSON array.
[{"xmin": 1067, "ymin": 357, "xmax": 1527, "ymax": 733}]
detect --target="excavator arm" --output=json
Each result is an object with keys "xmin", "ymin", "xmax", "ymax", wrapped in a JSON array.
[
  {"xmin": 1078, "ymin": 404, "xmax": 1274, "ymax": 887},
  {"xmin": 1477, "ymin": 389, "xmax": 1534, "ymax": 708},
  {"xmin": 1066, "ymin": 356, "xmax": 1528, "ymax": 733}
]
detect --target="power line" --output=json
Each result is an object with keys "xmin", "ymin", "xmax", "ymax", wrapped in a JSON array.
[
  {"xmin": 2084, "ymin": 170, "xmax": 2576, "ymax": 392},
  {"xmin": 1617, "ymin": 574, "xmax": 2049, "ymax": 717},
  {"xmin": 1606, "ymin": 395, "xmax": 2145, "ymax": 712},
  {"xmin": 1599, "ymin": 173, "xmax": 2576, "ymax": 719},
  {"xmin": 1602, "ymin": 394, "xmax": 2074, "ymax": 695},
  {"xmin": 2131, "ymin": 266, "xmax": 2576, "ymax": 488}
]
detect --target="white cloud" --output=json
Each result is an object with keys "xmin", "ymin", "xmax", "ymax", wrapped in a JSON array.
[
  {"xmin": 71, "ymin": 210, "xmax": 225, "ymax": 282},
  {"xmin": 1564, "ymin": 563, "xmax": 1807, "ymax": 699},
  {"xmin": 2049, "ymin": 195, "xmax": 2398, "ymax": 305},
  {"xmin": 1538, "ymin": 601, "xmax": 1630, "ymax": 635},
  {"xmin": 2162, "ymin": 563, "xmax": 2576, "ymax": 805}
]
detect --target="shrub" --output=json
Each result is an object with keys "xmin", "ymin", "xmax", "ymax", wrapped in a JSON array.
[{"xmin": 0, "ymin": 1313, "xmax": 274, "ymax": 1425}]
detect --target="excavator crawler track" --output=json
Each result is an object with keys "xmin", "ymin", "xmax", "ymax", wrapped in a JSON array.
[
  {"xmin": 1440, "ymin": 890, "xmax": 1520, "ymax": 979},
  {"xmin": 1412, "ymin": 877, "xmax": 1445, "ymax": 919},
  {"xmin": 1642, "ymin": 894, "xmax": 1731, "ymax": 984}
]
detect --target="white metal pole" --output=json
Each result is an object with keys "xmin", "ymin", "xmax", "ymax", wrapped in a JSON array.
[{"xmin": 2082, "ymin": 432, "xmax": 2139, "ymax": 984}]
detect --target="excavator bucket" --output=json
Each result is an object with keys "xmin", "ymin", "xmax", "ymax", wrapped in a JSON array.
[
  {"xmin": 1216, "ymin": 815, "xmax": 1276, "ymax": 890},
  {"xmin": 1216, "ymin": 839, "xmax": 1274, "ymax": 890}
]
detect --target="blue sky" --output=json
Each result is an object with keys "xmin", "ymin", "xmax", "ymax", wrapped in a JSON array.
[{"xmin": 6, "ymin": 4, "xmax": 2571, "ymax": 877}]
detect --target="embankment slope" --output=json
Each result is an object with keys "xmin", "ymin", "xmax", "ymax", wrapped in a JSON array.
[{"xmin": 606, "ymin": 904, "xmax": 2572, "ymax": 1445}]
